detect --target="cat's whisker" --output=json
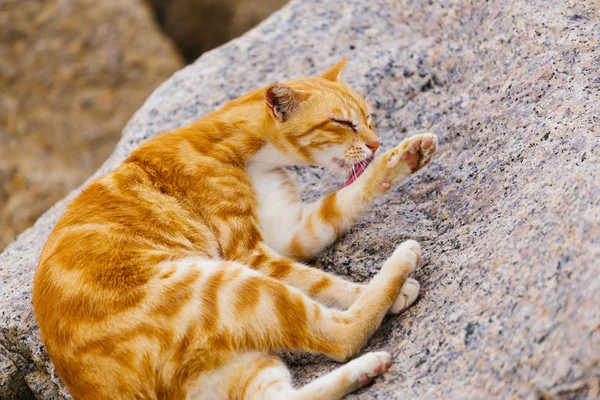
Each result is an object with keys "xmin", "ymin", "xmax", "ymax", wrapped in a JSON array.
[
  {"xmin": 359, "ymin": 160, "xmax": 367, "ymax": 172},
  {"xmin": 337, "ymin": 161, "xmax": 348, "ymax": 187},
  {"xmin": 282, "ymin": 142, "xmax": 304, "ymax": 165},
  {"xmin": 320, "ymin": 161, "xmax": 339, "ymax": 181},
  {"xmin": 281, "ymin": 142, "xmax": 317, "ymax": 168},
  {"xmin": 351, "ymin": 163, "xmax": 358, "ymax": 183},
  {"xmin": 364, "ymin": 85, "xmax": 379, "ymax": 104},
  {"xmin": 341, "ymin": 161, "xmax": 350, "ymax": 187}
]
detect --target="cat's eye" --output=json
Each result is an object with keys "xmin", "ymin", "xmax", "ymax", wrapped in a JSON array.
[{"xmin": 331, "ymin": 118, "xmax": 357, "ymax": 132}]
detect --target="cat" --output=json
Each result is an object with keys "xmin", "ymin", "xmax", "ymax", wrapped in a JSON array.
[{"xmin": 33, "ymin": 58, "xmax": 438, "ymax": 400}]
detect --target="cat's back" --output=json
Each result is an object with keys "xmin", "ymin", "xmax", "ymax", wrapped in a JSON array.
[
  {"xmin": 38, "ymin": 132, "xmax": 221, "ymax": 275},
  {"xmin": 35, "ymin": 135, "xmax": 219, "ymax": 322}
]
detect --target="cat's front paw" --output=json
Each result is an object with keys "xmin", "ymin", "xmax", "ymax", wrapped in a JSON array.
[
  {"xmin": 376, "ymin": 133, "xmax": 437, "ymax": 190},
  {"xmin": 390, "ymin": 132, "xmax": 437, "ymax": 172}
]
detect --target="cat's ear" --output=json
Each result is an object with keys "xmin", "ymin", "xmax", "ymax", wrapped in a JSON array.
[
  {"xmin": 321, "ymin": 57, "xmax": 348, "ymax": 82},
  {"xmin": 265, "ymin": 85, "xmax": 309, "ymax": 122}
]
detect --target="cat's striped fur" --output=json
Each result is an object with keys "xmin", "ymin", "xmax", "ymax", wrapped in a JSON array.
[{"xmin": 33, "ymin": 59, "xmax": 438, "ymax": 399}]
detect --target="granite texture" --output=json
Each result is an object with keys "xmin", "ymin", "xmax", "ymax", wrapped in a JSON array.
[
  {"xmin": 0, "ymin": 345, "xmax": 34, "ymax": 400},
  {"xmin": 1, "ymin": 0, "xmax": 599, "ymax": 398}
]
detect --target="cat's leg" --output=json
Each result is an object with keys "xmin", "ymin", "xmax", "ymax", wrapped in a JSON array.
[
  {"xmin": 244, "ymin": 243, "xmax": 363, "ymax": 309},
  {"xmin": 190, "ymin": 351, "xmax": 393, "ymax": 400},
  {"xmin": 294, "ymin": 351, "xmax": 394, "ymax": 400},
  {"xmin": 277, "ymin": 133, "xmax": 437, "ymax": 261},
  {"xmin": 234, "ymin": 240, "xmax": 420, "ymax": 360},
  {"xmin": 243, "ymin": 241, "xmax": 421, "ymax": 312}
]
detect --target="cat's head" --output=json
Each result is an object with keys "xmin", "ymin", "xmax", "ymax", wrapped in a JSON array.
[{"xmin": 265, "ymin": 59, "xmax": 380, "ymax": 187}]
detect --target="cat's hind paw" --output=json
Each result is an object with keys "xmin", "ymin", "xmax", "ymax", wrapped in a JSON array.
[
  {"xmin": 388, "ymin": 277, "xmax": 420, "ymax": 314},
  {"xmin": 346, "ymin": 351, "xmax": 393, "ymax": 387},
  {"xmin": 386, "ymin": 240, "xmax": 422, "ymax": 314},
  {"xmin": 389, "ymin": 239, "xmax": 422, "ymax": 274}
]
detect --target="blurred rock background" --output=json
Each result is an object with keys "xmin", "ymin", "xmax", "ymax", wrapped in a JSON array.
[
  {"xmin": 0, "ymin": 0, "xmax": 287, "ymax": 251},
  {"xmin": 149, "ymin": 0, "xmax": 288, "ymax": 62}
]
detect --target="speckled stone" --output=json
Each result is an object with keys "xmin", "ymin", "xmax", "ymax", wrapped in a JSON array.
[{"xmin": 1, "ymin": 0, "xmax": 599, "ymax": 398}]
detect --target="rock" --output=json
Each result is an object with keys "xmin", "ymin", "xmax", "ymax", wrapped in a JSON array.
[
  {"xmin": 0, "ymin": 347, "xmax": 34, "ymax": 400},
  {"xmin": 0, "ymin": 0, "xmax": 184, "ymax": 251},
  {"xmin": 147, "ymin": 0, "xmax": 289, "ymax": 61},
  {"xmin": 1, "ymin": 0, "xmax": 599, "ymax": 398}
]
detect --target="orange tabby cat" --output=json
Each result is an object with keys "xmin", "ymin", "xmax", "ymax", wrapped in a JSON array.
[{"xmin": 33, "ymin": 59, "xmax": 437, "ymax": 399}]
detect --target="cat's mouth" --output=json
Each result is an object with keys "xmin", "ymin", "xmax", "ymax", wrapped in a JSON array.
[{"xmin": 333, "ymin": 157, "xmax": 374, "ymax": 188}]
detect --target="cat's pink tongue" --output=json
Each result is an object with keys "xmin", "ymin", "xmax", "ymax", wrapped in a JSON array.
[{"xmin": 341, "ymin": 158, "xmax": 372, "ymax": 189}]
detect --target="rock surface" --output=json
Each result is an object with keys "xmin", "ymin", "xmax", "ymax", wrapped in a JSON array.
[
  {"xmin": 147, "ymin": 0, "xmax": 288, "ymax": 62},
  {"xmin": 1, "ymin": 0, "xmax": 599, "ymax": 398},
  {"xmin": 0, "ymin": 346, "xmax": 34, "ymax": 400},
  {"xmin": 0, "ymin": 0, "xmax": 183, "ymax": 251}
]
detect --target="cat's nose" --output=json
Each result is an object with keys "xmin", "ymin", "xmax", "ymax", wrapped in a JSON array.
[{"xmin": 366, "ymin": 140, "xmax": 380, "ymax": 154}]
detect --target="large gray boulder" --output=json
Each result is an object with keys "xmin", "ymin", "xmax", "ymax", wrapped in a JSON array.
[{"xmin": 1, "ymin": 0, "xmax": 599, "ymax": 398}]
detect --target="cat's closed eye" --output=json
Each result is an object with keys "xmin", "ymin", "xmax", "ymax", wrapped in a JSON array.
[{"xmin": 331, "ymin": 118, "xmax": 357, "ymax": 132}]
